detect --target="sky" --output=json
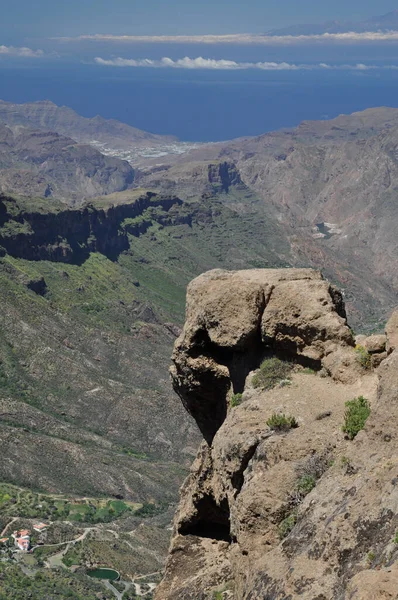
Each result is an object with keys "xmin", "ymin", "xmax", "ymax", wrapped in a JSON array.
[{"xmin": 2, "ymin": 0, "xmax": 398, "ymax": 44}]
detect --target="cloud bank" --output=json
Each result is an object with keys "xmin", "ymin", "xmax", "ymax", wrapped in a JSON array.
[
  {"xmin": 61, "ymin": 30, "xmax": 398, "ymax": 45},
  {"xmin": 0, "ymin": 45, "xmax": 44, "ymax": 58},
  {"xmin": 94, "ymin": 56, "xmax": 398, "ymax": 71}
]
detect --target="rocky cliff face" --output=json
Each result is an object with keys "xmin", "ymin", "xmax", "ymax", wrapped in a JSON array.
[
  {"xmin": 137, "ymin": 161, "xmax": 243, "ymax": 200},
  {"xmin": 0, "ymin": 192, "xmax": 181, "ymax": 263},
  {"xmin": 155, "ymin": 269, "xmax": 398, "ymax": 600}
]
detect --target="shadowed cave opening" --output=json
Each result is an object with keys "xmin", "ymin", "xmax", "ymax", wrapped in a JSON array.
[
  {"xmin": 178, "ymin": 495, "xmax": 232, "ymax": 542},
  {"xmin": 189, "ymin": 326, "xmax": 265, "ymax": 394},
  {"xmin": 184, "ymin": 326, "xmax": 322, "ymax": 444}
]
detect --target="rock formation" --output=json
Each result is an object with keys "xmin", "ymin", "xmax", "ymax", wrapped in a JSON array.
[{"xmin": 155, "ymin": 269, "xmax": 398, "ymax": 600}]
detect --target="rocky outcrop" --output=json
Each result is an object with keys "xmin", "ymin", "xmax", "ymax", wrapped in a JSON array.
[
  {"xmin": 156, "ymin": 269, "xmax": 397, "ymax": 600},
  {"xmin": 385, "ymin": 309, "xmax": 398, "ymax": 354},
  {"xmin": 137, "ymin": 160, "xmax": 244, "ymax": 200},
  {"xmin": 171, "ymin": 268, "xmax": 355, "ymax": 443}
]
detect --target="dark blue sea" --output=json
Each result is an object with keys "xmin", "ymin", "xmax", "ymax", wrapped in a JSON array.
[{"xmin": 2, "ymin": 56, "xmax": 398, "ymax": 141}]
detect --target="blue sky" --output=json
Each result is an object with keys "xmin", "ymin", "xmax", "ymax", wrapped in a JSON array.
[{"xmin": 2, "ymin": 0, "xmax": 398, "ymax": 43}]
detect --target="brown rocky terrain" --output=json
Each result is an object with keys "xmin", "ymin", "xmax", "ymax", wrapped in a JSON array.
[
  {"xmin": 155, "ymin": 268, "xmax": 398, "ymax": 599},
  {"xmin": 0, "ymin": 123, "xmax": 135, "ymax": 203}
]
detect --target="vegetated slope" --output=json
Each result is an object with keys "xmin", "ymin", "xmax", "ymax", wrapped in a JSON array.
[
  {"xmin": 138, "ymin": 107, "xmax": 398, "ymax": 331},
  {"xmin": 0, "ymin": 189, "xmax": 290, "ymax": 500},
  {"xmin": 0, "ymin": 123, "xmax": 135, "ymax": 203},
  {"xmin": 0, "ymin": 99, "xmax": 177, "ymax": 150},
  {"xmin": 155, "ymin": 268, "xmax": 398, "ymax": 600}
]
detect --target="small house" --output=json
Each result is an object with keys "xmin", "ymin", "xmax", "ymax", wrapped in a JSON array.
[{"xmin": 12, "ymin": 529, "xmax": 31, "ymax": 552}]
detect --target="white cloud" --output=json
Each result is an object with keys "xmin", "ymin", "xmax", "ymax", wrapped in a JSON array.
[
  {"xmin": 0, "ymin": 45, "xmax": 44, "ymax": 58},
  {"xmin": 59, "ymin": 30, "xmax": 398, "ymax": 45},
  {"xmin": 93, "ymin": 56, "xmax": 397, "ymax": 71}
]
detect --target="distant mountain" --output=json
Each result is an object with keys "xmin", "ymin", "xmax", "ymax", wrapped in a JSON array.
[
  {"xmin": 0, "ymin": 100, "xmax": 177, "ymax": 151},
  {"xmin": 266, "ymin": 9, "xmax": 398, "ymax": 36},
  {"xmin": 138, "ymin": 106, "xmax": 398, "ymax": 331},
  {"xmin": 0, "ymin": 123, "xmax": 134, "ymax": 203}
]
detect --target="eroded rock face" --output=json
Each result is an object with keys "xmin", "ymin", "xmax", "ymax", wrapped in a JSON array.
[
  {"xmin": 386, "ymin": 308, "xmax": 398, "ymax": 354},
  {"xmin": 156, "ymin": 268, "xmax": 398, "ymax": 600},
  {"xmin": 171, "ymin": 268, "xmax": 355, "ymax": 443}
]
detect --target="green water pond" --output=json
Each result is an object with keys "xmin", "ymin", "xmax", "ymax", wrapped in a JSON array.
[{"xmin": 87, "ymin": 568, "xmax": 120, "ymax": 581}]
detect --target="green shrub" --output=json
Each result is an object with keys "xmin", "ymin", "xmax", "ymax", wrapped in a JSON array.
[
  {"xmin": 393, "ymin": 531, "xmax": 398, "ymax": 544},
  {"xmin": 230, "ymin": 393, "xmax": 243, "ymax": 408},
  {"xmin": 302, "ymin": 367, "xmax": 316, "ymax": 375},
  {"xmin": 134, "ymin": 501, "xmax": 166, "ymax": 518},
  {"xmin": 278, "ymin": 512, "xmax": 297, "ymax": 539},
  {"xmin": 367, "ymin": 551, "xmax": 376, "ymax": 563},
  {"xmin": 342, "ymin": 396, "xmax": 371, "ymax": 440},
  {"xmin": 266, "ymin": 413, "xmax": 298, "ymax": 432},
  {"xmin": 355, "ymin": 345, "xmax": 371, "ymax": 370},
  {"xmin": 296, "ymin": 475, "xmax": 316, "ymax": 496},
  {"xmin": 252, "ymin": 357, "xmax": 292, "ymax": 390}
]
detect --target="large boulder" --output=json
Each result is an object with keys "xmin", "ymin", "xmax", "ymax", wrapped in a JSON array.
[{"xmin": 171, "ymin": 268, "xmax": 355, "ymax": 442}]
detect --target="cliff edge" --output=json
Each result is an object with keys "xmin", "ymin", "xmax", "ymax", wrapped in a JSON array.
[{"xmin": 155, "ymin": 268, "xmax": 398, "ymax": 600}]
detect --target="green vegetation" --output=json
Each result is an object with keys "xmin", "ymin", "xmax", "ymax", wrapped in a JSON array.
[
  {"xmin": 393, "ymin": 531, "xmax": 398, "ymax": 544},
  {"xmin": 33, "ymin": 545, "xmax": 63, "ymax": 566},
  {"xmin": 302, "ymin": 367, "xmax": 316, "ymax": 375},
  {"xmin": 0, "ymin": 483, "xmax": 138, "ymax": 524},
  {"xmin": 0, "ymin": 562, "xmax": 114, "ymax": 600},
  {"xmin": 296, "ymin": 475, "xmax": 316, "ymax": 496},
  {"xmin": 367, "ymin": 551, "xmax": 376, "ymax": 563},
  {"xmin": 0, "ymin": 219, "xmax": 33, "ymax": 237},
  {"xmin": 252, "ymin": 357, "xmax": 292, "ymax": 391},
  {"xmin": 278, "ymin": 512, "xmax": 297, "ymax": 539},
  {"xmin": 342, "ymin": 396, "xmax": 371, "ymax": 440},
  {"xmin": 354, "ymin": 344, "xmax": 371, "ymax": 370},
  {"xmin": 134, "ymin": 501, "xmax": 167, "ymax": 518},
  {"xmin": 230, "ymin": 393, "xmax": 243, "ymax": 408},
  {"xmin": 266, "ymin": 413, "xmax": 298, "ymax": 432}
]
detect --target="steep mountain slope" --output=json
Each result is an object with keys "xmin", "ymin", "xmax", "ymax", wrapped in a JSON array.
[
  {"xmin": 0, "ymin": 123, "xmax": 135, "ymax": 203},
  {"xmin": 0, "ymin": 99, "xmax": 177, "ymax": 150},
  {"xmin": 0, "ymin": 189, "xmax": 290, "ymax": 499},
  {"xmin": 156, "ymin": 268, "xmax": 397, "ymax": 600},
  {"xmin": 138, "ymin": 108, "xmax": 398, "ymax": 331}
]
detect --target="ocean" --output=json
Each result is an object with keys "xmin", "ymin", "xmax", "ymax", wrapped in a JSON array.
[{"xmin": 1, "ymin": 58, "xmax": 398, "ymax": 141}]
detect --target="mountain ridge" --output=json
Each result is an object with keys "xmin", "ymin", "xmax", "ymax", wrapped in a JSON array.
[
  {"xmin": 266, "ymin": 9, "xmax": 398, "ymax": 36},
  {"xmin": 0, "ymin": 122, "xmax": 135, "ymax": 203},
  {"xmin": 0, "ymin": 99, "xmax": 178, "ymax": 150}
]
